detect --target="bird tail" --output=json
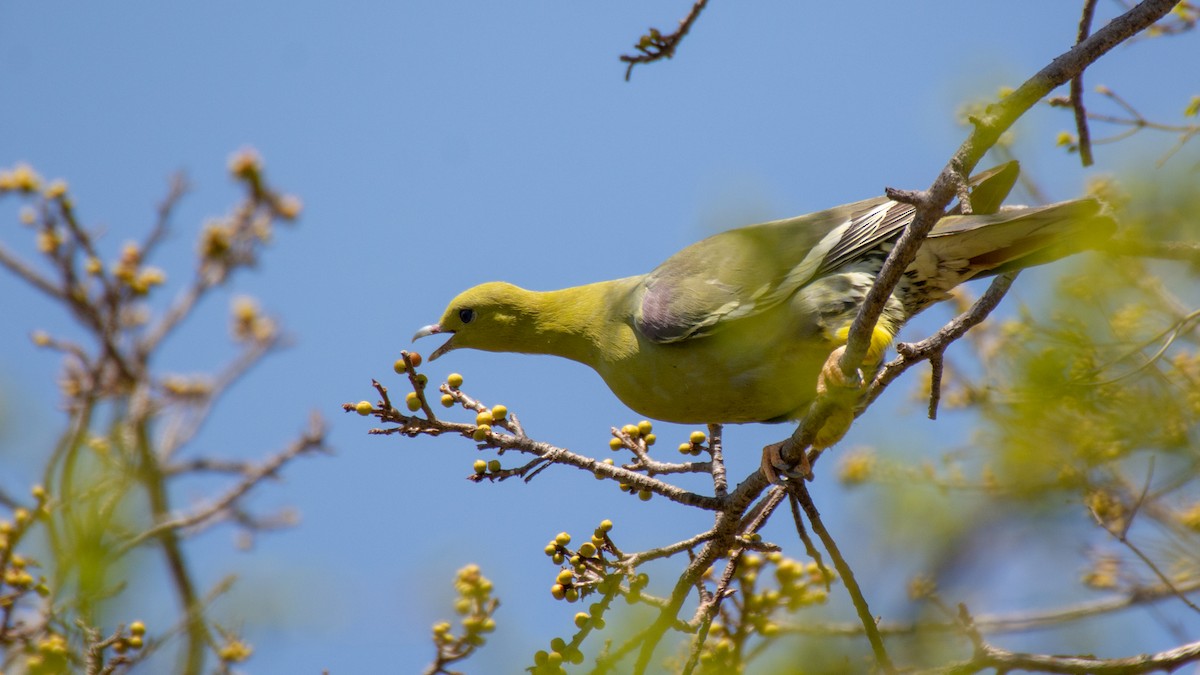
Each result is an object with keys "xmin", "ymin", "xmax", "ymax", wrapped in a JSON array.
[
  {"xmin": 896, "ymin": 198, "xmax": 1115, "ymax": 315},
  {"xmin": 924, "ymin": 197, "xmax": 1116, "ymax": 278}
]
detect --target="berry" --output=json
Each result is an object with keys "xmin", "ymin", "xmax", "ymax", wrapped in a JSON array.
[
  {"xmin": 405, "ymin": 392, "xmax": 422, "ymax": 412},
  {"xmin": 355, "ymin": 400, "xmax": 373, "ymax": 416},
  {"xmin": 473, "ymin": 460, "xmax": 488, "ymax": 475},
  {"xmin": 690, "ymin": 430, "xmax": 707, "ymax": 445},
  {"xmin": 447, "ymin": 373, "xmax": 464, "ymax": 388}
]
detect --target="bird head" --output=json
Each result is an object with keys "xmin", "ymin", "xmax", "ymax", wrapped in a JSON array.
[{"xmin": 413, "ymin": 282, "xmax": 534, "ymax": 360}]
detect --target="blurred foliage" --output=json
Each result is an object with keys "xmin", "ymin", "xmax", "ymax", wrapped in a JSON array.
[{"xmin": 0, "ymin": 153, "xmax": 324, "ymax": 674}]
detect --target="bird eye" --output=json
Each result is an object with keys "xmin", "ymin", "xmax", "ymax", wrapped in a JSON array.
[{"xmin": 459, "ymin": 308, "xmax": 475, "ymax": 324}]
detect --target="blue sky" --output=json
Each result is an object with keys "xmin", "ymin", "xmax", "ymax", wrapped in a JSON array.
[{"xmin": 1, "ymin": 2, "xmax": 1197, "ymax": 672}]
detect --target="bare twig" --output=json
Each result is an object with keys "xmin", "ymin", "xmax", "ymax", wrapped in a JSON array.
[
  {"xmin": 619, "ymin": 0, "xmax": 709, "ymax": 80},
  {"xmin": 792, "ymin": 482, "xmax": 895, "ymax": 673},
  {"xmin": 1071, "ymin": 0, "xmax": 1100, "ymax": 166},
  {"xmin": 120, "ymin": 414, "xmax": 327, "ymax": 554}
]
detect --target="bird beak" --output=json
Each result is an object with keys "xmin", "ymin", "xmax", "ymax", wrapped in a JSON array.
[{"xmin": 413, "ymin": 323, "xmax": 455, "ymax": 361}]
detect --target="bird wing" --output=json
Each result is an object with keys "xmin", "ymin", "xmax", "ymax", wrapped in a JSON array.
[
  {"xmin": 635, "ymin": 195, "xmax": 910, "ymax": 343},
  {"xmin": 634, "ymin": 162, "xmax": 1023, "ymax": 344}
]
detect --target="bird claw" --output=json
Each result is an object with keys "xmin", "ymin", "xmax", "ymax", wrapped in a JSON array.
[
  {"xmin": 817, "ymin": 345, "xmax": 863, "ymax": 396},
  {"xmin": 760, "ymin": 440, "xmax": 811, "ymax": 485}
]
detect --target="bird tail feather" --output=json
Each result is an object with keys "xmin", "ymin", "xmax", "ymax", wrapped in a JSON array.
[{"xmin": 926, "ymin": 198, "xmax": 1116, "ymax": 278}]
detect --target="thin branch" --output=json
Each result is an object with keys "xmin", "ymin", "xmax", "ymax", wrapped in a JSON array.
[
  {"xmin": 793, "ymin": 481, "xmax": 895, "ymax": 673},
  {"xmin": 120, "ymin": 414, "xmax": 327, "ymax": 554},
  {"xmin": 935, "ymin": 635, "xmax": 1200, "ymax": 674},
  {"xmin": 619, "ymin": 0, "xmax": 709, "ymax": 80},
  {"xmin": 866, "ymin": 272, "xmax": 1017, "ymax": 409},
  {"xmin": 782, "ymin": 577, "xmax": 1200, "ymax": 637},
  {"xmin": 1071, "ymin": 0, "xmax": 1100, "ymax": 166},
  {"xmin": 708, "ymin": 423, "xmax": 728, "ymax": 498}
]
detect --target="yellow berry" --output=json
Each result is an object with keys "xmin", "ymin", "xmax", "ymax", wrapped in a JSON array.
[
  {"xmin": 473, "ymin": 460, "xmax": 488, "ymax": 475},
  {"xmin": 405, "ymin": 392, "xmax": 422, "ymax": 412},
  {"xmin": 487, "ymin": 459, "xmax": 501, "ymax": 473},
  {"xmin": 472, "ymin": 426, "xmax": 489, "ymax": 441},
  {"xmin": 621, "ymin": 424, "xmax": 639, "ymax": 438},
  {"xmin": 355, "ymin": 400, "xmax": 373, "ymax": 416},
  {"xmin": 578, "ymin": 542, "xmax": 597, "ymax": 558},
  {"xmin": 637, "ymin": 420, "xmax": 653, "ymax": 435},
  {"xmin": 476, "ymin": 411, "xmax": 493, "ymax": 426},
  {"xmin": 643, "ymin": 433, "xmax": 656, "ymax": 446},
  {"xmin": 440, "ymin": 394, "xmax": 455, "ymax": 408},
  {"xmin": 491, "ymin": 405, "xmax": 507, "ymax": 420},
  {"xmin": 555, "ymin": 531, "xmax": 571, "ymax": 546},
  {"xmin": 546, "ymin": 650, "xmax": 564, "ymax": 666},
  {"xmin": 556, "ymin": 569, "xmax": 575, "ymax": 585},
  {"xmin": 678, "ymin": 442, "xmax": 692, "ymax": 454},
  {"xmin": 565, "ymin": 588, "xmax": 579, "ymax": 602},
  {"xmin": 447, "ymin": 373, "xmax": 464, "ymax": 388},
  {"xmin": 393, "ymin": 359, "xmax": 407, "ymax": 374},
  {"xmin": 609, "ymin": 437, "xmax": 623, "ymax": 451},
  {"xmin": 689, "ymin": 430, "xmax": 707, "ymax": 445},
  {"xmin": 128, "ymin": 635, "xmax": 144, "ymax": 649},
  {"xmin": 550, "ymin": 584, "xmax": 566, "ymax": 600},
  {"xmin": 574, "ymin": 612, "xmax": 590, "ymax": 629},
  {"xmin": 544, "ymin": 543, "xmax": 558, "ymax": 556},
  {"xmin": 415, "ymin": 373, "xmax": 428, "ymax": 387},
  {"xmin": 597, "ymin": 519, "xmax": 613, "ymax": 533},
  {"xmin": 638, "ymin": 489, "xmax": 652, "ymax": 501}
]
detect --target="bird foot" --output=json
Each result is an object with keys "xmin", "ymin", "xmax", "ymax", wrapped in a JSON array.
[
  {"xmin": 817, "ymin": 345, "xmax": 862, "ymax": 396},
  {"xmin": 760, "ymin": 440, "xmax": 812, "ymax": 485}
]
